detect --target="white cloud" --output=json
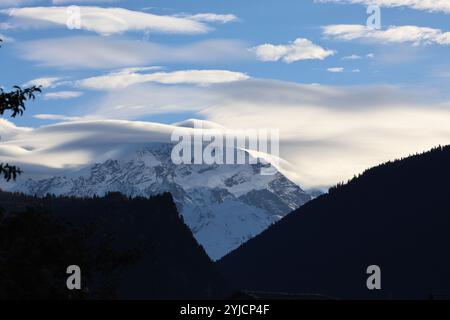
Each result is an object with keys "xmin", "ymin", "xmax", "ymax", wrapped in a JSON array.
[
  {"xmin": 0, "ymin": 119, "xmax": 181, "ymax": 174},
  {"xmin": 2, "ymin": 81, "xmax": 450, "ymax": 190},
  {"xmin": 17, "ymin": 36, "xmax": 250, "ymax": 69},
  {"xmin": 327, "ymin": 67, "xmax": 344, "ymax": 72},
  {"xmin": 178, "ymin": 13, "xmax": 238, "ymax": 24},
  {"xmin": 316, "ymin": 0, "xmax": 450, "ymax": 14},
  {"xmin": 24, "ymin": 77, "xmax": 60, "ymax": 88},
  {"xmin": 1, "ymin": 6, "xmax": 209, "ymax": 35},
  {"xmin": 77, "ymin": 69, "xmax": 250, "ymax": 90},
  {"xmin": 352, "ymin": 68, "xmax": 361, "ymax": 72},
  {"xmin": 33, "ymin": 114, "xmax": 83, "ymax": 120},
  {"xmin": 342, "ymin": 54, "xmax": 362, "ymax": 60},
  {"xmin": 323, "ymin": 24, "xmax": 450, "ymax": 46},
  {"xmin": 76, "ymin": 79, "xmax": 450, "ymax": 189},
  {"xmin": 0, "ymin": 118, "xmax": 31, "ymax": 140},
  {"xmin": 252, "ymin": 38, "xmax": 335, "ymax": 63},
  {"xmin": 1, "ymin": 79, "xmax": 450, "ymax": 191},
  {"xmin": 43, "ymin": 91, "xmax": 84, "ymax": 100},
  {"xmin": 198, "ymin": 82, "xmax": 450, "ymax": 188},
  {"xmin": 366, "ymin": 53, "xmax": 375, "ymax": 58}
]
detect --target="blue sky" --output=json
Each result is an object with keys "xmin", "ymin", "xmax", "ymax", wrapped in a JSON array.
[
  {"xmin": 2, "ymin": 0, "xmax": 450, "ymax": 188},
  {"xmin": 1, "ymin": 0, "xmax": 450, "ymax": 126}
]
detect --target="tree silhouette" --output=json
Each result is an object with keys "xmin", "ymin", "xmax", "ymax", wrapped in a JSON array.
[
  {"xmin": 0, "ymin": 39, "xmax": 41, "ymax": 181},
  {"xmin": 0, "ymin": 192, "xmax": 229, "ymax": 299},
  {"xmin": 0, "ymin": 206, "xmax": 139, "ymax": 299}
]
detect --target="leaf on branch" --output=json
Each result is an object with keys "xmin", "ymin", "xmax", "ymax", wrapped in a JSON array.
[
  {"xmin": 0, "ymin": 163, "xmax": 22, "ymax": 181},
  {"xmin": 0, "ymin": 86, "xmax": 42, "ymax": 118},
  {"xmin": 0, "ymin": 39, "xmax": 41, "ymax": 181}
]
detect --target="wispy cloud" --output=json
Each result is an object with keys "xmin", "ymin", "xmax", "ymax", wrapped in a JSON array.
[
  {"xmin": 327, "ymin": 67, "xmax": 344, "ymax": 72},
  {"xmin": 43, "ymin": 91, "xmax": 84, "ymax": 100},
  {"xmin": 24, "ymin": 77, "xmax": 61, "ymax": 88},
  {"xmin": 1, "ymin": 6, "xmax": 210, "ymax": 35},
  {"xmin": 323, "ymin": 25, "xmax": 450, "ymax": 46},
  {"xmin": 316, "ymin": 0, "xmax": 450, "ymax": 14},
  {"xmin": 17, "ymin": 36, "xmax": 250, "ymax": 69},
  {"xmin": 176, "ymin": 13, "xmax": 238, "ymax": 24},
  {"xmin": 252, "ymin": 38, "xmax": 335, "ymax": 63},
  {"xmin": 77, "ymin": 69, "xmax": 250, "ymax": 90},
  {"xmin": 0, "ymin": 119, "xmax": 180, "ymax": 173},
  {"xmin": 33, "ymin": 114, "xmax": 83, "ymax": 120},
  {"xmin": 342, "ymin": 54, "xmax": 362, "ymax": 60}
]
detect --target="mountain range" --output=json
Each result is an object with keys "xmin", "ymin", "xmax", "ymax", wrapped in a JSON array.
[
  {"xmin": 7, "ymin": 142, "xmax": 310, "ymax": 260},
  {"xmin": 3, "ymin": 143, "xmax": 450, "ymax": 299},
  {"xmin": 218, "ymin": 146, "xmax": 450, "ymax": 299}
]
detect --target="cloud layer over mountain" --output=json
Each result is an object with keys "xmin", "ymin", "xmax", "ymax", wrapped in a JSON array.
[{"xmin": 2, "ymin": 79, "xmax": 450, "ymax": 189}]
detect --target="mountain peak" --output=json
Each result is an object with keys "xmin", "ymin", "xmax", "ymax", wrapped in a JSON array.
[{"xmin": 9, "ymin": 143, "xmax": 311, "ymax": 260}]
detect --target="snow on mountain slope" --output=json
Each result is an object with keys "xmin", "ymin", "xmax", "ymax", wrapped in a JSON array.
[
  {"xmin": 0, "ymin": 119, "xmax": 311, "ymax": 260},
  {"xmin": 9, "ymin": 143, "xmax": 310, "ymax": 259}
]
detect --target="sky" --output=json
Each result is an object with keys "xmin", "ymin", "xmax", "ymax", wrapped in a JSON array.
[{"xmin": 1, "ymin": 0, "xmax": 450, "ymax": 189}]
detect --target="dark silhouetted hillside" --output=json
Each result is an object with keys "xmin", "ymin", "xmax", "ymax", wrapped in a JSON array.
[
  {"xmin": 0, "ymin": 191, "xmax": 228, "ymax": 299},
  {"xmin": 218, "ymin": 146, "xmax": 450, "ymax": 299}
]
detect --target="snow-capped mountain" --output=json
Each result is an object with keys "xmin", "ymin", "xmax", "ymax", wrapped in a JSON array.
[
  {"xmin": 0, "ymin": 118, "xmax": 311, "ymax": 259},
  {"xmin": 9, "ymin": 142, "xmax": 310, "ymax": 260}
]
